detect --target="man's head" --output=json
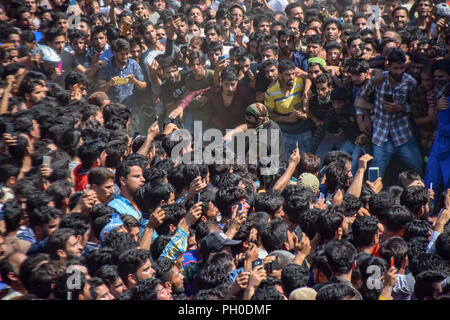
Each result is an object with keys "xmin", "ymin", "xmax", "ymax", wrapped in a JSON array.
[
  {"xmin": 278, "ymin": 60, "xmax": 297, "ymax": 88},
  {"xmin": 135, "ymin": 182, "xmax": 176, "ymax": 221},
  {"xmin": 45, "ymin": 28, "xmax": 66, "ymax": 55},
  {"xmin": 392, "ymin": 6, "xmax": 409, "ymax": 30},
  {"xmin": 220, "ymin": 69, "xmax": 239, "ymax": 97},
  {"xmin": 118, "ymin": 248, "xmax": 155, "ymax": 289},
  {"xmin": 260, "ymin": 218, "xmax": 294, "ymax": 253},
  {"xmin": 95, "ymin": 264, "xmax": 128, "ymax": 298},
  {"xmin": 115, "ymin": 159, "xmax": 145, "ymax": 196},
  {"xmin": 352, "ymin": 215, "xmax": 380, "ymax": 248},
  {"xmin": 277, "ymin": 29, "xmax": 295, "ymax": 55},
  {"xmin": 91, "ymin": 26, "xmax": 108, "ymax": 51},
  {"xmin": 314, "ymin": 73, "xmax": 333, "ymax": 101},
  {"xmin": 306, "ymin": 35, "xmax": 323, "ymax": 58},
  {"xmin": 46, "ymin": 228, "xmax": 83, "ymax": 262},
  {"xmin": 316, "ymin": 205, "xmax": 346, "ymax": 241},
  {"xmin": 139, "ymin": 21, "xmax": 158, "ymax": 46},
  {"xmin": 188, "ymin": 51, "xmax": 206, "ymax": 78},
  {"xmin": 323, "ymin": 19, "xmax": 342, "ymax": 42},
  {"xmin": 0, "ymin": 252, "xmax": 28, "ymax": 290},
  {"xmin": 386, "ymin": 48, "xmax": 407, "ymax": 82},
  {"xmin": 29, "ymin": 206, "xmax": 61, "ymax": 241},
  {"xmin": 324, "ymin": 239, "xmax": 357, "ymax": 277},
  {"xmin": 400, "ymin": 186, "xmax": 430, "ymax": 219},
  {"xmin": 352, "ymin": 14, "xmax": 367, "ymax": 33},
  {"xmin": 324, "ymin": 41, "xmax": 343, "ymax": 67},
  {"xmin": 330, "ymin": 87, "xmax": 350, "ymax": 114},
  {"xmin": 348, "ymin": 59, "xmax": 370, "ymax": 87},
  {"xmin": 347, "ymin": 35, "xmax": 363, "ymax": 59},
  {"xmin": 78, "ymin": 139, "xmax": 106, "ymax": 169},
  {"xmin": 153, "ymin": 257, "xmax": 185, "ymax": 293},
  {"xmin": 88, "ymin": 167, "xmax": 115, "ymax": 203},
  {"xmin": 111, "ymin": 38, "xmax": 130, "ymax": 67},
  {"xmin": 161, "ymin": 55, "xmax": 181, "ymax": 84}
]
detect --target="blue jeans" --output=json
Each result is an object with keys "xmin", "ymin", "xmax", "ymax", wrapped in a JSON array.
[
  {"xmin": 282, "ymin": 130, "xmax": 312, "ymax": 161},
  {"xmin": 372, "ymin": 136, "xmax": 423, "ymax": 179},
  {"xmin": 425, "ymin": 135, "xmax": 450, "ymax": 196},
  {"xmin": 316, "ymin": 134, "xmax": 347, "ymax": 165},
  {"xmin": 340, "ymin": 140, "xmax": 369, "ymax": 176}
]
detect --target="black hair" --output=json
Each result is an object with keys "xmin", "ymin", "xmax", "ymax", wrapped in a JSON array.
[
  {"xmin": 384, "ymin": 205, "xmax": 413, "ymax": 232},
  {"xmin": 260, "ymin": 218, "xmax": 289, "ymax": 253},
  {"xmin": 324, "ymin": 239, "xmax": 356, "ymax": 275},
  {"xmin": 45, "ymin": 228, "xmax": 76, "ymax": 260},
  {"xmin": 281, "ymin": 263, "xmax": 310, "ymax": 296},
  {"xmin": 379, "ymin": 236, "xmax": 409, "ymax": 270},
  {"xmin": 352, "ymin": 215, "xmax": 379, "ymax": 248},
  {"xmin": 400, "ymin": 186, "xmax": 429, "ymax": 218}
]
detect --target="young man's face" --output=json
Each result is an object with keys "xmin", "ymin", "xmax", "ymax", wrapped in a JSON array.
[
  {"xmin": 41, "ymin": 217, "xmax": 60, "ymax": 239},
  {"xmin": 433, "ymin": 69, "xmax": 450, "ymax": 83},
  {"xmin": 306, "ymin": 42, "xmax": 321, "ymax": 58},
  {"xmin": 136, "ymin": 259, "xmax": 155, "ymax": 281},
  {"xmin": 94, "ymin": 178, "xmax": 115, "ymax": 203},
  {"xmin": 152, "ymin": 0, "xmax": 166, "ymax": 12},
  {"xmin": 71, "ymin": 38, "xmax": 86, "ymax": 55},
  {"xmin": 114, "ymin": 50, "xmax": 130, "ymax": 66},
  {"xmin": 169, "ymin": 265, "xmax": 185, "ymax": 293},
  {"xmin": 190, "ymin": 58, "xmax": 205, "ymax": 77},
  {"xmin": 261, "ymin": 49, "xmax": 277, "ymax": 61},
  {"xmin": 29, "ymin": 84, "xmax": 48, "ymax": 105},
  {"xmin": 351, "ymin": 72, "xmax": 368, "ymax": 87},
  {"xmin": 144, "ymin": 24, "xmax": 157, "ymax": 45},
  {"xmin": 92, "ymin": 32, "xmax": 107, "ymax": 51},
  {"xmin": 287, "ymin": 21, "xmax": 300, "ymax": 38},
  {"xmin": 65, "ymin": 235, "xmax": 83, "ymax": 259},
  {"xmin": 205, "ymin": 28, "xmax": 219, "ymax": 43},
  {"xmin": 94, "ymin": 284, "xmax": 114, "ymax": 300},
  {"xmin": 420, "ymin": 72, "xmax": 434, "ymax": 91},
  {"xmin": 222, "ymin": 79, "xmax": 238, "ymax": 96},
  {"xmin": 51, "ymin": 35, "xmax": 66, "ymax": 55},
  {"xmin": 354, "ymin": 18, "xmax": 367, "ymax": 32},
  {"xmin": 417, "ymin": 0, "xmax": 431, "ymax": 18},
  {"xmin": 207, "ymin": 50, "xmax": 221, "ymax": 66},
  {"xmin": 307, "ymin": 65, "xmax": 322, "ymax": 81},
  {"xmin": 124, "ymin": 165, "xmax": 145, "ymax": 194},
  {"xmin": 288, "ymin": 6, "xmax": 303, "ymax": 21},
  {"xmin": 316, "ymin": 82, "xmax": 331, "ymax": 101},
  {"xmin": 248, "ymin": 40, "xmax": 258, "ymax": 57},
  {"xmin": 388, "ymin": 62, "xmax": 406, "ymax": 81},
  {"xmin": 280, "ymin": 68, "xmax": 296, "ymax": 87},
  {"xmin": 326, "ymin": 48, "xmax": 341, "ymax": 66},
  {"xmin": 324, "ymin": 23, "xmax": 340, "ymax": 41},
  {"xmin": 257, "ymin": 21, "xmax": 271, "ymax": 35},
  {"xmin": 130, "ymin": 45, "xmax": 141, "ymax": 61},
  {"xmin": 163, "ymin": 65, "xmax": 181, "ymax": 84},
  {"xmin": 342, "ymin": 10, "xmax": 353, "ymax": 24},
  {"xmin": 279, "ymin": 35, "xmax": 294, "ymax": 55},
  {"xmin": 109, "ymin": 277, "xmax": 128, "ymax": 298},
  {"xmin": 349, "ymin": 39, "xmax": 363, "ymax": 58}
]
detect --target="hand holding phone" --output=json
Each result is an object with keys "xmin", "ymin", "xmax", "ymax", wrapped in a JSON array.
[
  {"xmin": 334, "ymin": 180, "xmax": 344, "ymax": 193},
  {"xmin": 194, "ymin": 192, "xmax": 201, "ymax": 203},
  {"xmin": 252, "ymin": 259, "xmax": 263, "ymax": 270},
  {"xmin": 43, "ymin": 155, "xmax": 51, "ymax": 167},
  {"xmin": 115, "ymin": 77, "xmax": 129, "ymax": 85},
  {"xmin": 368, "ymin": 167, "xmax": 379, "ymax": 183}
]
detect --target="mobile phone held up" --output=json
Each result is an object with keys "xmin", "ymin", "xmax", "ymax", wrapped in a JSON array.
[
  {"xmin": 368, "ymin": 167, "xmax": 379, "ymax": 183},
  {"xmin": 252, "ymin": 259, "xmax": 263, "ymax": 270},
  {"xmin": 194, "ymin": 192, "xmax": 201, "ymax": 203}
]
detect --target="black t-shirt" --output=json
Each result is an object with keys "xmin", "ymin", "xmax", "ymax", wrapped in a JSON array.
[
  {"xmin": 56, "ymin": 51, "xmax": 80, "ymax": 86},
  {"xmin": 161, "ymin": 73, "xmax": 189, "ymax": 107}
]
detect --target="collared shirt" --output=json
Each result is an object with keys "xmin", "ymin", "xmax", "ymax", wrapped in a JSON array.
[
  {"xmin": 86, "ymin": 43, "xmax": 111, "ymax": 62},
  {"xmin": 357, "ymin": 71, "xmax": 417, "ymax": 147},
  {"xmin": 108, "ymin": 195, "xmax": 142, "ymax": 221},
  {"xmin": 160, "ymin": 225, "xmax": 189, "ymax": 261},
  {"xmin": 98, "ymin": 57, "xmax": 144, "ymax": 113},
  {"xmin": 292, "ymin": 51, "xmax": 309, "ymax": 72}
]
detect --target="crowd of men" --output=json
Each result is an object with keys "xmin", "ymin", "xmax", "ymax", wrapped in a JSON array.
[{"xmin": 0, "ymin": 0, "xmax": 450, "ymax": 301}]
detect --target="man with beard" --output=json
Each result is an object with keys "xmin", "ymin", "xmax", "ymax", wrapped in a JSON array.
[
  {"xmin": 169, "ymin": 69, "xmax": 256, "ymax": 134},
  {"xmin": 265, "ymin": 60, "xmax": 311, "ymax": 160},
  {"xmin": 45, "ymin": 228, "xmax": 83, "ymax": 262},
  {"xmin": 160, "ymin": 55, "xmax": 189, "ymax": 118},
  {"xmin": 392, "ymin": 6, "xmax": 409, "ymax": 31},
  {"xmin": 356, "ymin": 49, "xmax": 423, "ymax": 179},
  {"xmin": 141, "ymin": 21, "xmax": 165, "ymax": 87},
  {"xmin": 222, "ymin": 103, "xmax": 286, "ymax": 163},
  {"xmin": 165, "ymin": 15, "xmax": 189, "ymax": 66}
]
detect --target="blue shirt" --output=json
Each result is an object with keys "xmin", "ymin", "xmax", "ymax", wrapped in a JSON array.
[
  {"xmin": 292, "ymin": 51, "xmax": 309, "ymax": 72},
  {"xmin": 98, "ymin": 57, "xmax": 144, "ymax": 113},
  {"xmin": 108, "ymin": 195, "xmax": 141, "ymax": 221}
]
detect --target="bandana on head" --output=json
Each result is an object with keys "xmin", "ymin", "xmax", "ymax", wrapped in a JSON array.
[
  {"xmin": 245, "ymin": 103, "xmax": 270, "ymax": 131},
  {"xmin": 307, "ymin": 57, "xmax": 327, "ymax": 69}
]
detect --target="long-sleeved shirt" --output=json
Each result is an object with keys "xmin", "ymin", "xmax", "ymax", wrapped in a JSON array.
[
  {"xmin": 357, "ymin": 71, "xmax": 417, "ymax": 147},
  {"xmin": 178, "ymin": 85, "xmax": 256, "ymax": 133}
]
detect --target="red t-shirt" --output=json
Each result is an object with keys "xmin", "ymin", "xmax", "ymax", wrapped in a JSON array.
[{"xmin": 73, "ymin": 162, "xmax": 99, "ymax": 191}]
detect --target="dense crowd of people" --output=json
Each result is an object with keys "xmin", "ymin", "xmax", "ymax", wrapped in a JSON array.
[{"xmin": 0, "ymin": 0, "xmax": 449, "ymax": 301}]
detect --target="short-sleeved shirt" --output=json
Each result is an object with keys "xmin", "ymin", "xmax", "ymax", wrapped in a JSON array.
[
  {"xmin": 98, "ymin": 57, "xmax": 145, "ymax": 113},
  {"xmin": 161, "ymin": 74, "xmax": 189, "ymax": 107},
  {"xmin": 265, "ymin": 77, "xmax": 312, "ymax": 134},
  {"xmin": 55, "ymin": 50, "xmax": 80, "ymax": 86}
]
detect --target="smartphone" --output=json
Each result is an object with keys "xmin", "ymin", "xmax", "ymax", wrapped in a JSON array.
[
  {"xmin": 368, "ymin": 167, "xmax": 379, "ymax": 183},
  {"xmin": 5, "ymin": 122, "xmax": 14, "ymax": 135},
  {"xmin": 238, "ymin": 203, "xmax": 244, "ymax": 216},
  {"xmin": 254, "ymin": 180, "xmax": 260, "ymax": 189},
  {"xmin": 43, "ymin": 155, "xmax": 51, "ymax": 167},
  {"xmin": 295, "ymin": 141, "xmax": 299, "ymax": 150},
  {"xmin": 252, "ymin": 259, "xmax": 263, "ymax": 270},
  {"xmin": 265, "ymin": 256, "xmax": 279, "ymax": 274},
  {"xmin": 294, "ymin": 225, "xmax": 302, "ymax": 241},
  {"xmin": 155, "ymin": 114, "xmax": 159, "ymax": 123},
  {"xmin": 334, "ymin": 180, "xmax": 344, "ymax": 193},
  {"xmin": 429, "ymin": 183, "xmax": 433, "ymax": 190},
  {"xmin": 121, "ymin": 21, "xmax": 132, "ymax": 36},
  {"xmin": 180, "ymin": 46, "xmax": 188, "ymax": 56},
  {"xmin": 86, "ymin": 184, "xmax": 91, "ymax": 191},
  {"xmin": 319, "ymin": 165, "xmax": 328, "ymax": 177},
  {"xmin": 132, "ymin": 132, "xmax": 140, "ymax": 140},
  {"xmin": 384, "ymin": 94, "xmax": 394, "ymax": 103},
  {"xmin": 390, "ymin": 257, "xmax": 395, "ymax": 268},
  {"xmin": 194, "ymin": 192, "xmax": 201, "ymax": 203},
  {"xmin": 218, "ymin": 55, "xmax": 226, "ymax": 61},
  {"xmin": 72, "ymin": 83, "xmax": 80, "ymax": 96},
  {"xmin": 115, "ymin": 77, "xmax": 129, "ymax": 85}
]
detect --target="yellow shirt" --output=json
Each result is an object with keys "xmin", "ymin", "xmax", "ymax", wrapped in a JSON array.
[{"xmin": 264, "ymin": 77, "xmax": 304, "ymax": 115}]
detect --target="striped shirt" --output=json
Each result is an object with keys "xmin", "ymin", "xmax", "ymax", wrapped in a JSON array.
[
  {"xmin": 357, "ymin": 71, "xmax": 417, "ymax": 147},
  {"xmin": 265, "ymin": 77, "xmax": 305, "ymax": 114}
]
